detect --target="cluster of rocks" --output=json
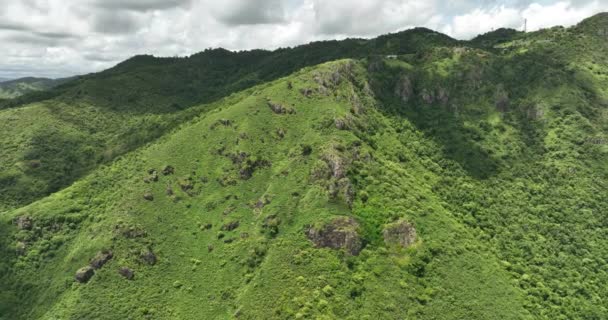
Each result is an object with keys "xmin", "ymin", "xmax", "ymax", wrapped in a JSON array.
[
  {"xmin": 227, "ymin": 151, "xmax": 271, "ymax": 180},
  {"xmin": 14, "ymin": 216, "xmax": 33, "ymax": 230},
  {"xmin": 305, "ymin": 217, "xmax": 418, "ymax": 256},
  {"xmin": 210, "ymin": 119, "xmax": 234, "ymax": 129},
  {"xmin": 267, "ymin": 100, "xmax": 296, "ymax": 115},
  {"xmin": 221, "ymin": 220, "xmax": 240, "ymax": 232},
  {"xmin": 143, "ymin": 165, "xmax": 177, "ymax": 200},
  {"xmin": 75, "ymin": 250, "xmax": 114, "ymax": 283},
  {"xmin": 75, "ymin": 250, "xmax": 140, "ymax": 282},
  {"xmin": 305, "ymin": 217, "xmax": 363, "ymax": 256},
  {"xmin": 143, "ymin": 169, "xmax": 158, "ymax": 183}
]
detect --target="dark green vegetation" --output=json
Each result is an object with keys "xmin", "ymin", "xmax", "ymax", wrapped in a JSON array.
[
  {"xmin": 1, "ymin": 13, "xmax": 607, "ymax": 320},
  {"xmin": 0, "ymin": 77, "xmax": 72, "ymax": 100}
]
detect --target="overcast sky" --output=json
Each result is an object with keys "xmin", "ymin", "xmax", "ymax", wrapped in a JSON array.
[{"xmin": 1, "ymin": 0, "xmax": 607, "ymax": 79}]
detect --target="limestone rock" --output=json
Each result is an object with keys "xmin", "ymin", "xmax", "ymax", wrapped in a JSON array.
[
  {"xmin": 306, "ymin": 217, "xmax": 363, "ymax": 255},
  {"xmin": 383, "ymin": 220, "xmax": 417, "ymax": 248},
  {"xmin": 75, "ymin": 266, "xmax": 95, "ymax": 283},
  {"xmin": 90, "ymin": 250, "xmax": 113, "ymax": 269},
  {"xmin": 118, "ymin": 267, "xmax": 134, "ymax": 280}
]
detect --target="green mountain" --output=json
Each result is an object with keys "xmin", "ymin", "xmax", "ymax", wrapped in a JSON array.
[
  {"xmin": 0, "ymin": 77, "xmax": 72, "ymax": 100},
  {"xmin": 0, "ymin": 13, "xmax": 607, "ymax": 320}
]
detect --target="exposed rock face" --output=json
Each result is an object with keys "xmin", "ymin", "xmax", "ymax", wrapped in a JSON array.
[
  {"xmin": 90, "ymin": 250, "xmax": 113, "ymax": 269},
  {"xmin": 322, "ymin": 152, "xmax": 348, "ymax": 179},
  {"xmin": 311, "ymin": 146, "xmax": 357, "ymax": 208},
  {"xmin": 14, "ymin": 216, "xmax": 33, "ymax": 230},
  {"xmin": 306, "ymin": 217, "xmax": 363, "ymax": 255},
  {"xmin": 383, "ymin": 220, "xmax": 417, "ymax": 248},
  {"xmin": 394, "ymin": 75, "xmax": 413, "ymax": 103},
  {"xmin": 118, "ymin": 267, "xmax": 134, "ymax": 280},
  {"xmin": 75, "ymin": 266, "xmax": 95, "ymax": 283}
]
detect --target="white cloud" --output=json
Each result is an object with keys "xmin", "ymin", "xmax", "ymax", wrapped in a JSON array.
[
  {"xmin": 522, "ymin": 1, "xmax": 605, "ymax": 31},
  {"xmin": 444, "ymin": 0, "xmax": 608, "ymax": 39},
  {"xmin": 0, "ymin": 0, "xmax": 606, "ymax": 79},
  {"xmin": 443, "ymin": 6, "xmax": 523, "ymax": 39}
]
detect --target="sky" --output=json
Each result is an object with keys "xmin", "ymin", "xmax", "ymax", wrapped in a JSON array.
[{"xmin": 0, "ymin": 0, "xmax": 607, "ymax": 79}]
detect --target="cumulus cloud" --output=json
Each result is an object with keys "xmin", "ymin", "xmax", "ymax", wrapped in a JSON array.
[
  {"xmin": 312, "ymin": 0, "xmax": 441, "ymax": 36},
  {"xmin": 92, "ymin": 11, "xmax": 142, "ymax": 34},
  {"xmin": 0, "ymin": 0, "xmax": 606, "ymax": 79},
  {"xmin": 211, "ymin": 0, "xmax": 287, "ymax": 25},
  {"xmin": 89, "ymin": 0, "xmax": 193, "ymax": 12},
  {"xmin": 444, "ymin": 0, "xmax": 607, "ymax": 39}
]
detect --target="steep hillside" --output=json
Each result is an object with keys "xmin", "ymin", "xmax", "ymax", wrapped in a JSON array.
[
  {"xmin": 0, "ymin": 60, "xmax": 532, "ymax": 320},
  {"xmin": 0, "ymin": 28, "xmax": 457, "ymax": 211},
  {"xmin": 0, "ymin": 13, "xmax": 607, "ymax": 320}
]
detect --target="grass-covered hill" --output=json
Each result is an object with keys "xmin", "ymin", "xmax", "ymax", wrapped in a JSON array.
[
  {"xmin": 0, "ymin": 77, "xmax": 72, "ymax": 100},
  {"xmin": 0, "ymin": 28, "xmax": 457, "ymax": 212},
  {"xmin": 0, "ymin": 13, "xmax": 607, "ymax": 320}
]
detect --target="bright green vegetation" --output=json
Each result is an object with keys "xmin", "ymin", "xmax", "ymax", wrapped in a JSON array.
[
  {"xmin": 0, "ymin": 13, "xmax": 607, "ymax": 320},
  {"xmin": 0, "ymin": 77, "xmax": 71, "ymax": 99}
]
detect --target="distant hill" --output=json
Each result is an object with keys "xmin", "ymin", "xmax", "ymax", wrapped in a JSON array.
[{"xmin": 0, "ymin": 77, "xmax": 73, "ymax": 99}]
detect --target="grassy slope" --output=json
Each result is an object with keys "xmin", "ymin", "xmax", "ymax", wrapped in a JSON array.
[
  {"xmin": 0, "ymin": 60, "xmax": 531, "ymax": 320},
  {"xmin": 0, "ymin": 28, "xmax": 456, "ymax": 212},
  {"xmin": 0, "ymin": 98, "xmax": 211, "ymax": 211}
]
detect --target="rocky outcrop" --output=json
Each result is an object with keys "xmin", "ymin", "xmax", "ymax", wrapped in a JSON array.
[
  {"xmin": 299, "ymin": 88, "xmax": 314, "ymax": 97},
  {"xmin": 306, "ymin": 217, "xmax": 363, "ymax": 255},
  {"xmin": 14, "ymin": 216, "xmax": 33, "ymax": 230},
  {"xmin": 144, "ymin": 169, "xmax": 158, "ymax": 183},
  {"xmin": 394, "ymin": 75, "xmax": 413, "ymax": 103},
  {"xmin": 140, "ymin": 250, "xmax": 157, "ymax": 265},
  {"xmin": 90, "ymin": 250, "xmax": 113, "ymax": 269},
  {"xmin": 228, "ymin": 152, "xmax": 270, "ymax": 180},
  {"xmin": 267, "ymin": 100, "xmax": 295, "ymax": 115},
  {"xmin": 221, "ymin": 221, "xmax": 240, "ymax": 232},
  {"xmin": 162, "ymin": 165, "xmax": 175, "ymax": 175},
  {"xmin": 383, "ymin": 220, "xmax": 417, "ymax": 248},
  {"xmin": 118, "ymin": 267, "xmax": 134, "ymax": 280},
  {"xmin": 75, "ymin": 266, "xmax": 95, "ymax": 283}
]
